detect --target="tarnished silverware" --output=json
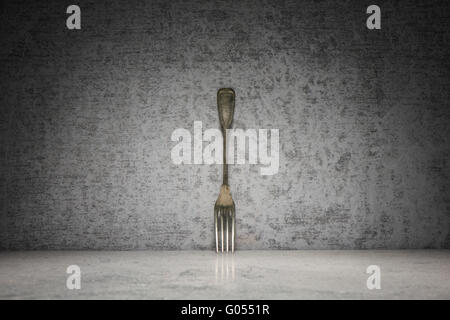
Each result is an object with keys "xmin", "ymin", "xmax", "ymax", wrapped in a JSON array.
[{"xmin": 214, "ymin": 88, "xmax": 236, "ymax": 253}]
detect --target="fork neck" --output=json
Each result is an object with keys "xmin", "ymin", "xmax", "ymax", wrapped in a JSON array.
[{"xmin": 222, "ymin": 127, "xmax": 228, "ymax": 186}]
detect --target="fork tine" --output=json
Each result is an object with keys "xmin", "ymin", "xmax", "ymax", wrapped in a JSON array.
[
  {"xmin": 226, "ymin": 208, "xmax": 229, "ymax": 252},
  {"xmin": 231, "ymin": 205, "xmax": 235, "ymax": 253},
  {"xmin": 221, "ymin": 210, "xmax": 224, "ymax": 253},
  {"xmin": 214, "ymin": 206, "xmax": 218, "ymax": 253}
]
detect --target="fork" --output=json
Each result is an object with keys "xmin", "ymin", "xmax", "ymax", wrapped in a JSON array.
[{"xmin": 214, "ymin": 88, "xmax": 236, "ymax": 253}]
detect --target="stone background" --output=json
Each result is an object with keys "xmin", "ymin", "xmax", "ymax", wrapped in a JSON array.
[{"xmin": 1, "ymin": 0, "xmax": 449, "ymax": 249}]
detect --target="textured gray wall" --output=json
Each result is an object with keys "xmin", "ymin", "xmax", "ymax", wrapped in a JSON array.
[{"xmin": 1, "ymin": 0, "xmax": 449, "ymax": 249}]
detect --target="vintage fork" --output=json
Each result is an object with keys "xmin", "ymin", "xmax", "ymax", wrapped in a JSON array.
[{"xmin": 214, "ymin": 88, "xmax": 236, "ymax": 253}]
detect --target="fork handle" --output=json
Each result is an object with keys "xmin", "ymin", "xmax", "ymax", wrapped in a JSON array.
[{"xmin": 217, "ymin": 88, "xmax": 235, "ymax": 186}]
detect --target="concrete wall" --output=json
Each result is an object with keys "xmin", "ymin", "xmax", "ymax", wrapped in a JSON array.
[{"xmin": 1, "ymin": 0, "xmax": 449, "ymax": 249}]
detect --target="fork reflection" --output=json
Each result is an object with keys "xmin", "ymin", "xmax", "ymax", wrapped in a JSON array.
[{"xmin": 215, "ymin": 253, "xmax": 235, "ymax": 282}]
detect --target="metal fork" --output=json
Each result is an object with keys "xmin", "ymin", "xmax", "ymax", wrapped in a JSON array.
[{"xmin": 214, "ymin": 88, "xmax": 236, "ymax": 253}]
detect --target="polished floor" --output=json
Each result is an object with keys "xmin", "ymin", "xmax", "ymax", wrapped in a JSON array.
[{"xmin": 0, "ymin": 250, "xmax": 448, "ymax": 299}]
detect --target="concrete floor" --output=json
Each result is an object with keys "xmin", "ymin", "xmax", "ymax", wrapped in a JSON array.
[{"xmin": 0, "ymin": 250, "xmax": 448, "ymax": 299}]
